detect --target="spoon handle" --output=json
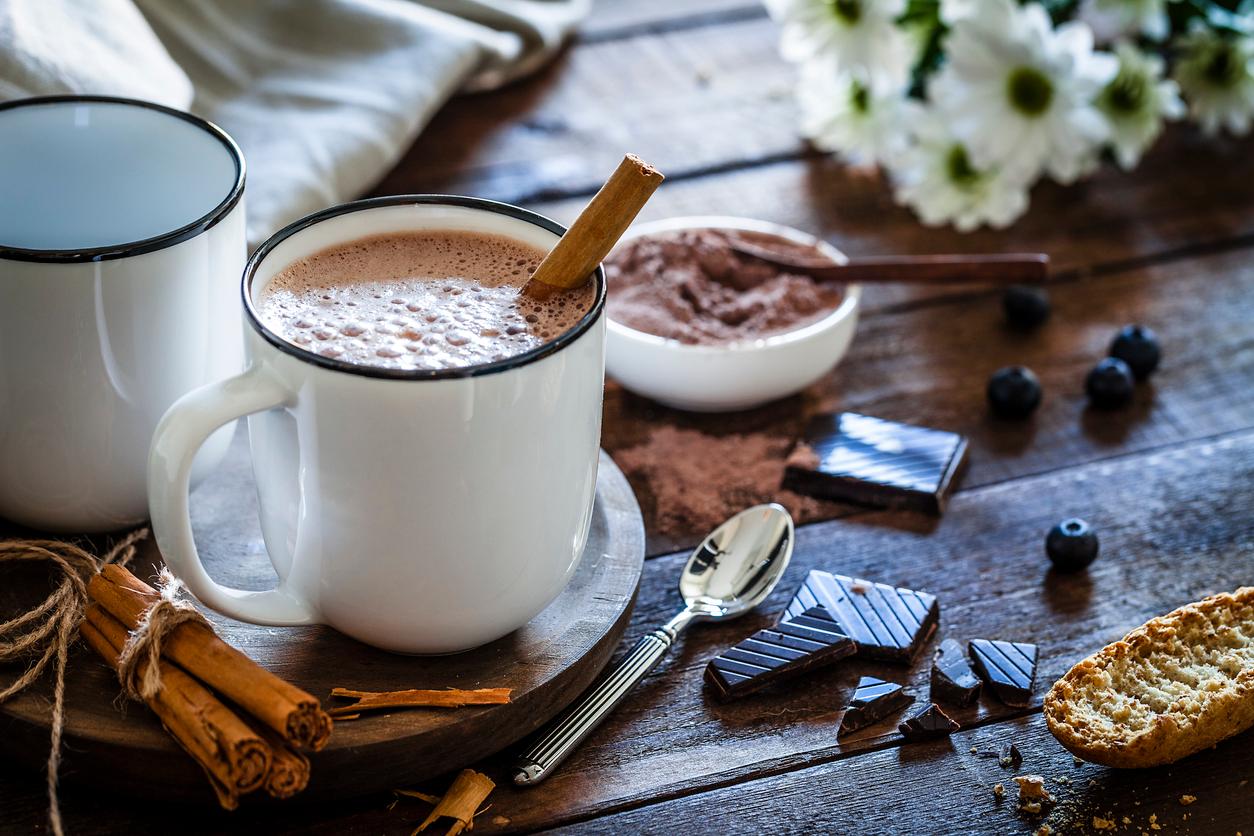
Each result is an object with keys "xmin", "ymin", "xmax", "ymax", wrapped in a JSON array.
[{"xmin": 513, "ymin": 626, "xmax": 677, "ymax": 785}]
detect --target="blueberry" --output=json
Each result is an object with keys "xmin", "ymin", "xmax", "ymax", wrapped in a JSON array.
[
  {"xmin": 1085, "ymin": 357, "xmax": 1135, "ymax": 409},
  {"xmin": 1046, "ymin": 518, "xmax": 1099, "ymax": 572},
  {"xmin": 987, "ymin": 366, "xmax": 1042, "ymax": 418},
  {"xmin": 1109, "ymin": 324, "xmax": 1160, "ymax": 380},
  {"xmin": 1002, "ymin": 285, "xmax": 1050, "ymax": 329}
]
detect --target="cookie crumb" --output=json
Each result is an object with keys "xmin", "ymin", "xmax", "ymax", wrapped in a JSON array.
[
  {"xmin": 1179, "ymin": 794, "xmax": 1196, "ymax": 806},
  {"xmin": 970, "ymin": 746, "xmax": 978, "ymax": 754},
  {"xmin": 1013, "ymin": 775, "xmax": 1054, "ymax": 815},
  {"xmin": 850, "ymin": 581, "xmax": 870, "ymax": 594},
  {"xmin": 994, "ymin": 783, "xmax": 1005, "ymax": 797},
  {"xmin": 492, "ymin": 816, "xmax": 511, "ymax": 826},
  {"xmin": 1034, "ymin": 826, "xmax": 1053, "ymax": 836},
  {"xmin": 1149, "ymin": 812, "xmax": 1161, "ymax": 831},
  {"xmin": 1122, "ymin": 816, "xmax": 1131, "ymax": 825},
  {"xmin": 1093, "ymin": 817, "xmax": 1116, "ymax": 830}
]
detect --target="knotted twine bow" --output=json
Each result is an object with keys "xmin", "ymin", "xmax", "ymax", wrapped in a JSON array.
[
  {"xmin": 114, "ymin": 566, "xmax": 208, "ymax": 702},
  {"xmin": 0, "ymin": 529, "xmax": 149, "ymax": 836}
]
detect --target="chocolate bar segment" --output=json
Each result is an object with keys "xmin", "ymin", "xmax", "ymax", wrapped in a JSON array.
[
  {"xmin": 968, "ymin": 639, "xmax": 1038, "ymax": 706},
  {"xmin": 704, "ymin": 607, "xmax": 855, "ymax": 701},
  {"xmin": 784, "ymin": 570, "xmax": 939, "ymax": 663},
  {"xmin": 839, "ymin": 676, "xmax": 911, "ymax": 735},
  {"xmin": 782, "ymin": 412, "xmax": 969, "ymax": 515},
  {"xmin": 930, "ymin": 638, "xmax": 982, "ymax": 706},
  {"xmin": 898, "ymin": 703, "xmax": 960, "ymax": 741}
]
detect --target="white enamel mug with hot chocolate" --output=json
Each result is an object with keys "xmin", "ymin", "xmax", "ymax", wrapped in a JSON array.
[
  {"xmin": 149, "ymin": 197, "xmax": 606, "ymax": 654},
  {"xmin": 0, "ymin": 96, "xmax": 245, "ymax": 532}
]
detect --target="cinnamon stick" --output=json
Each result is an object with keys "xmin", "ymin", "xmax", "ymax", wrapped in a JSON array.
[
  {"xmin": 523, "ymin": 154, "xmax": 663, "ymax": 297},
  {"xmin": 81, "ymin": 605, "xmax": 271, "ymax": 809},
  {"xmin": 253, "ymin": 724, "xmax": 311, "ymax": 799},
  {"xmin": 88, "ymin": 564, "xmax": 332, "ymax": 750},
  {"xmin": 413, "ymin": 769, "xmax": 496, "ymax": 836},
  {"xmin": 328, "ymin": 687, "xmax": 512, "ymax": 717}
]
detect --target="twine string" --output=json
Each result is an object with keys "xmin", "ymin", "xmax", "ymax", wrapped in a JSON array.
[
  {"xmin": 0, "ymin": 529, "xmax": 148, "ymax": 836},
  {"xmin": 115, "ymin": 568, "xmax": 209, "ymax": 702}
]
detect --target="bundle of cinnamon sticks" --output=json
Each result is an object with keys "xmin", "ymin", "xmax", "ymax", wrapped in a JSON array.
[{"xmin": 80, "ymin": 564, "xmax": 332, "ymax": 809}]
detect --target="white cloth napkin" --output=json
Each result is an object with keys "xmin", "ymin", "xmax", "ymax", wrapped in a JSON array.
[{"xmin": 0, "ymin": 0, "xmax": 587, "ymax": 245}]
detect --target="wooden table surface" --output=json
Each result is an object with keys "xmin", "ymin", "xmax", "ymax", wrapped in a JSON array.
[{"xmin": 5, "ymin": 2, "xmax": 1253, "ymax": 833}]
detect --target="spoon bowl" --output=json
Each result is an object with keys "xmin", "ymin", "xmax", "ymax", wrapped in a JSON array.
[{"xmin": 679, "ymin": 503, "xmax": 794, "ymax": 623}]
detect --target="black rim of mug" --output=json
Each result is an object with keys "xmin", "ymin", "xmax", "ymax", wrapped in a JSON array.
[
  {"xmin": 242, "ymin": 195, "xmax": 607, "ymax": 381},
  {"xmin": 0, "ymin": 95, "xmax": 246, "ymax": 263}
]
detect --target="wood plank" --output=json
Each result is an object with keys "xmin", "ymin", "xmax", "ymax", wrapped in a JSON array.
[
  {"xmin": 372, "ymin": 17, "xmax": 801, "ymax": 206},
  {"xmin": 6, "ymin": 429, "xmax": 1250, "ymax": 832},
  {"xmin": 584, "ymin": 0, "xmax": 763, "ymax": 39},
  {"xmin": 599, "ymin": 244, "xmax": 1254, "ymax": 555},
  {"xmin": 549, "ymin": 713, "xmax": 1254, "ymax": 834}
]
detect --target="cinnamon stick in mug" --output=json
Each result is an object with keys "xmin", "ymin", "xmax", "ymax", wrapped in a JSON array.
[
  {"xmin": 87, "ymin": 564, "xmax": 332, "ymax": 750},
  {"xmin": 523, "ymin": 154, "xmax": 663, "ymax": 297},
  {"xmin": 81, "ymin": 605, "xmax": 271, "ymax": 809}
]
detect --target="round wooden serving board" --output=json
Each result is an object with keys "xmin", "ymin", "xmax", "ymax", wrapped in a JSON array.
[{"xmin": 0, "ymin": 432, "xmax": 645, "ymax": 802}]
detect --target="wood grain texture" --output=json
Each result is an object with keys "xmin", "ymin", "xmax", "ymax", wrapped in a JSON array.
[
  {"xmin": 4, "ymin": 430, "xmax": 1250, "ymax": 833},
  {"xmin": 550, "ymin": 713, "xmax": 1254, "ymax": 834},
  {"xmin": 0, "ymin": 448, "xmax": 644, "ymax": 802},
  {"xmin": 452, "ymin": 430, "xmax": 1254, "ymax": 832},
  {"xmin": 601, "ymin": 245, "xmax": 1254, "ymax": 555}
]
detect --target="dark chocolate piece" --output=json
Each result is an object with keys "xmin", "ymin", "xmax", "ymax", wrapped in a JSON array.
[
  {"xmin": 930, "ymin": 638, "xmax": 982, "ymax": 706},
  {"xmin": 784, "ymin": 570, "xmax": 939, "ymax": 663},
  {"xmin": 839, "ymin": 676, "xmax": 911, "ymax": 735},
  {"xmin": 898, "ymin": 702, "xmax": 960, "ymax": 741},
  {"xmin": 998, "ymin": 742, "xmax": 1023, "ymax": 769},
  {"xmin": 704, "ymin": 607, "xmax": 855, "ymax": 701},
  {"xmin": 968, "ymin": 639, "xmax": 1039, "ymax": 706},
  {"xmin": 782, "ymin": 412, "xmax": 969, "ymax": 514}
]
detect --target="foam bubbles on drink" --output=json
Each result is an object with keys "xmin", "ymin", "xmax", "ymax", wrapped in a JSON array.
[{"xmin": 256, "ymin": 230, "xmax": 595, "ymax": 371}]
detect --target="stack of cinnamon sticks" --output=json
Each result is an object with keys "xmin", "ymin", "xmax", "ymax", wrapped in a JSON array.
[{"xmin": 80, "ymin": 564, "xmax": 332, "ymax": 809}]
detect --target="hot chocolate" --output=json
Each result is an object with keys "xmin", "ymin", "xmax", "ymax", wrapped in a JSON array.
[{"xmin": 256, "ymin": 230, "xmax": 595, "ymax": 370}]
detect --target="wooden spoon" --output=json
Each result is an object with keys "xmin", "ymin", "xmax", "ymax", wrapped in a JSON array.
[{"xmin": 726, "ymin": 237, "xmax": 1049, "ymax": 285}]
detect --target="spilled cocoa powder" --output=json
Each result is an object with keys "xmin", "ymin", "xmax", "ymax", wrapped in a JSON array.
[{"xmin": 611, "ymin": 425, "xmax": 837, "ymax": 549}]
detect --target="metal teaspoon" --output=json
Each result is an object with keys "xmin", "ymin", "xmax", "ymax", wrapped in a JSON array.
[{"xmin": 513, "ymin": 503, "xmax": 795, "ymax": 785}]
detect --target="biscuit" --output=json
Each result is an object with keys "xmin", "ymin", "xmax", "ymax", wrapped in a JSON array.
[{"xmin": 1044, "ymin": 587, "xmax": 1254, "ymax": 768}]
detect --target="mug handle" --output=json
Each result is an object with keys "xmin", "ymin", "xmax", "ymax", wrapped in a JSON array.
[{"xmin": 148, "ymin": 364, "xmax": 319, "ymax": 626}]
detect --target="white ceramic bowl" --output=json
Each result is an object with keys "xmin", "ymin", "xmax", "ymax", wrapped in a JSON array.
[{"xmin": 605, "ymin": 216, "xmax": 861, "ymax": 412}]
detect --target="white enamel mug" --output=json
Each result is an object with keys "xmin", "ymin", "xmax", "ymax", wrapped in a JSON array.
[
  {"xmin": 0, "ymin": 96, "xmax": 246, "ymax": 532},
  {"xmin": 149, "ymin": 197, "xmax": 607, "ymax": 653}
]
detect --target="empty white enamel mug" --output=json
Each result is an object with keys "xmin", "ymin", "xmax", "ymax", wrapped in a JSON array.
[
  {"xmin": 0, "ymin": 96, "xmax": 245, "ymax": 532},
  {"xmin": 149, "ymin": 197, "xmax": 607, "ymax": 653}
]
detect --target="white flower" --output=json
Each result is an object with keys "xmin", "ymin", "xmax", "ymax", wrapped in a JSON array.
[
  {"xmin": 889, "ymin": 114, "xmax": 1032, "ymax": 231},
  {"xmin": 1097, "ymin": 42, "xmax": 1185, "ymax": 169},
  {"xmin": 765, "ymin": 0, "xmax": 915, "ymax": 89},
  {"xmin": 1173, "ymin": 29, "xmax": 1254, "ymax": 136},
  {"xmin": 929, "ymin": 0, "xmax": 1118, "ymax": 184},
  {"xmin": 796, "ymin": 63, "xmax": 918, "ymax": 166},
  {"xmin": 1077, "ymin": 0, "xmax": 1170, "ymax": 43}
]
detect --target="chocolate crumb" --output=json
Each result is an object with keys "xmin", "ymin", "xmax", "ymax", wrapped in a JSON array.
[{"xmin": 999, "ymin": 743, "xmax": 1023, "ymax": 768}]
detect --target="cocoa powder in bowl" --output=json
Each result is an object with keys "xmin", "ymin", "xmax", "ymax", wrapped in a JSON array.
[{"xmin": 605, "ymin": 228, "xmax": 844, "ymax": 345}]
